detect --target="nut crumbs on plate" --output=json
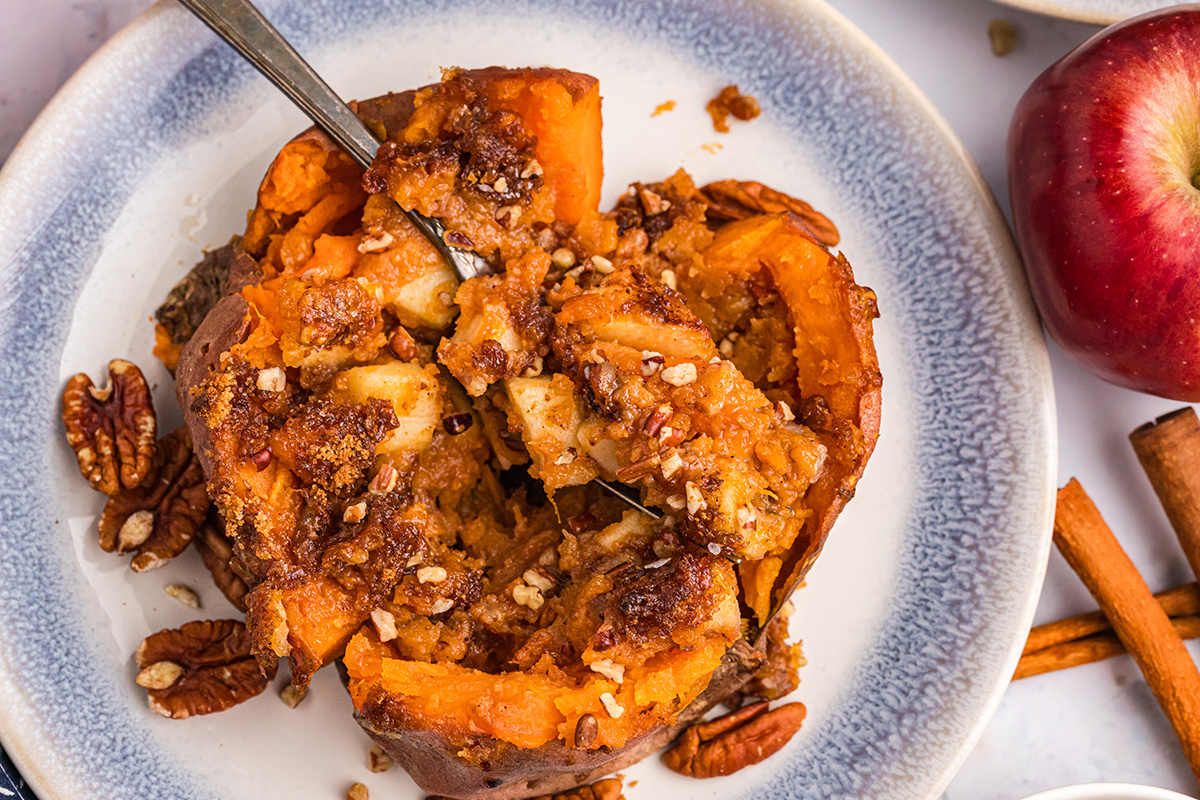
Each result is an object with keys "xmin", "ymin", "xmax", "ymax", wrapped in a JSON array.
[
  {"xmin": 164, "ymin": 583, "xmax": 200, "ymax": 609},
  {"xmin": 706, "ymin": 85, "xmax": 761, "ymax": 132}
]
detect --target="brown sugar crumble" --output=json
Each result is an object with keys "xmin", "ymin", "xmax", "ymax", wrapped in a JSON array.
[{"xmin": 706, "ymin": 85, "xmax": 761, "ymax": 133}]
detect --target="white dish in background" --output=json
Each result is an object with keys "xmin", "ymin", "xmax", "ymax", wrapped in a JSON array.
[
  {"xmin": 1020, "ymin": 783, "xmax": 1199, "ymax": 800},
  {"xmin": 0, "ymin": 0, "xmax": 1055, "ymax": 798},
  {"xmin": 990, "ymin": 0, "xmax": 1169, "ymax": 26}
]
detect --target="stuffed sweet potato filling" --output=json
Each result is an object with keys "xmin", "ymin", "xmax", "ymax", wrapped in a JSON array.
[{"xmin": 179, "ymin": 66, "xmax": 880, "ymax": 762}]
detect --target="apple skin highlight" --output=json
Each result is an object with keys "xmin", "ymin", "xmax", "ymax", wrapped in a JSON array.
[{"xmin": 1008, "ymin": 6, "xmax": 1200, "ymax": 401}]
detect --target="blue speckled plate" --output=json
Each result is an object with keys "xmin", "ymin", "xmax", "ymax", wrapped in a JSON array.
[
  {"xmin": 0, "ymin": 0, "xmax": 1056, "ymax": 798},
  {"xmin": 991, "ymin": 0, "xmax": 1164, "ymax": 25}
]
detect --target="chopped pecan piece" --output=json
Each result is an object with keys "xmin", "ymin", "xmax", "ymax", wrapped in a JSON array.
[
  {"xmin": 193, "ymin": 520, "xmax": 249, "ymax": 612},
  {"xmin": 165, "ymin": 584, "xmax": 201, "ymax": 609},
  {"xmin": 135, "ymin": 619, "xmax": 275, "ymax": 719},
  {"xmin": 662, "ymin": 700, "xmax": 806, "ymax": 778},
  {"xmin": 367, "ymin": 744, "xmax": 394, "ymax": 773},
  {"xmin": 388, "ymin": 325, "xmax": 420, "ymax": 361},
  {"xmin": 280, "ymin": 683, "xmax": 307, "ymax": 708},
  {"xmin": 705, "ymin": 85, "xmax": 761, "ymax": 133},
  {"xmin": 700, "ymin": 179, "xmax": 840, "ymax": 247},
  {"xmin": 97, "ymin": 427, "xmax": 209, "ymax": 572},
  {"xmin": 528, "ymin": 777, "xmax": 624, "ymax": 800},
  {"xmin": 62, "ymin": 359, "xmax": 156, "ymax": 495}
]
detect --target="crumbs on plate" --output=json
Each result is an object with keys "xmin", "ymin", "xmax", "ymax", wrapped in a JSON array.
[{"xmin": 707, "ymin": 85, "xmax": 760, "ymax": 132}]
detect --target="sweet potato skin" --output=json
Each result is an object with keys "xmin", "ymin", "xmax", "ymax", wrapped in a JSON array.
[
  {"xmin": 175, "ymin": 244, "xmax": 261, "ymax": 477},
  {"xmin": 354, "ymin": 640, "xmax": 764, "ymax": 800}
]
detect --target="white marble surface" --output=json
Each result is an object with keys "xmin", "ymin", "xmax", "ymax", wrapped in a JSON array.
[{"xmin": 2, "ymin": 1, "xmax": 1197, "ymax": 798}]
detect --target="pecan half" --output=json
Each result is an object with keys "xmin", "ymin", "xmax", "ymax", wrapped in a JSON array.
[
  {"xmin": 662, "ymin": 700, "xmax": 806, "ymax": 778},
  {"xmin": 97, "ymin": 427, "xmax": 209, "ymax": 572},
  {"xmin": 194, "ymin": 519, "xmax": 249, "ymax": 612},
  {"xmin": 700, "ymin": 179, "xmax": 840, "ymax": 247},
  {"xmin": 135, "ymin": 619, "xmax": 274, "ymax": 719},
  {"xmin": 62, "ymin": 359, "xmax": 156, "ymax": 495}
]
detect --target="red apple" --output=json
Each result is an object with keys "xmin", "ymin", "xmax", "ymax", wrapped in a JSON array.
[{"xmin": 1008, "ymin": 6, "xmax": 1200, "ymax": 400}]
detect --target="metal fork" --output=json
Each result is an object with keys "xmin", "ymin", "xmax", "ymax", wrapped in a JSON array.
[{"xmin": 176, "ymin": 0, "xmax": 493, "ymax": 282}]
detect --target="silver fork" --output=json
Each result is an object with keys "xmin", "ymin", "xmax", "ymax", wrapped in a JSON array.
[
  {"xmin": 175, "ymin": 0, "xmax": 658, "ymax": 519},
  {"xmin": 176, "ymin": 0, "xmax": 492, "ymax": 282}
]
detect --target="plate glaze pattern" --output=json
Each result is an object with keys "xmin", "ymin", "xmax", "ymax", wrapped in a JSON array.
[{"xmin": 0, "ymin": 0, "xmax": 1055, "ymax": 798}]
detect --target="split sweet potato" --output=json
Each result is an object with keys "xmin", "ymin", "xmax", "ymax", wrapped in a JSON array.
[{"xmin": 173, "ymin": 66, "xmax": 878, "ymax": 800}]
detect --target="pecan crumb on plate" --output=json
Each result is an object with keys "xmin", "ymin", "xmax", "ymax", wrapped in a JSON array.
[
  {"xmin": 706, "ymin": 85, "xmax": 761, "ymax": 133},
  {"xmin": 988, "ymin": 19, "xmax": 1017, "ymax": 56}
]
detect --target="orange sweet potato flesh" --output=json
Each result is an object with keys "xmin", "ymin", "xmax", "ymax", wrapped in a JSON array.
[
  {"xmin": 473, "ymin": 67, "xmax": 603, "ymax": 224},
  {"xmin": 244, "ymin": 67, "xmax": 602, "ymax": 266},
  {"xmin": 350, "ymin": 636, "xmax": 766, "ymax": 800},
  {"xmin": 338, "ymin": 206, "xmax": 878, "ymax": 792},
  {"xmin": 282, "ymin": 578, "xmax": 365, "ymax": 677},
  {"xmin": 704, "ymin": 213, "xmax": 881, "ymax": 616},
  {"xmin": 345, "ymin": 631, "xmax": 728, "ymax": 753}
]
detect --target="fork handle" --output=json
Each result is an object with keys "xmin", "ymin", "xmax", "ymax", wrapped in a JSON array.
[
  {"xmin": 175, "ymin": 0, "xmax": 494, "ymax": 281},
  {"xmin": 176, "ymin": 0, "xmax": 378, "ymax": 168}
]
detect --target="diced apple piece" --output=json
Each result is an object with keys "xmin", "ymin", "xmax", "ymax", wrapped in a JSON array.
[
  {"xmin": 330, "ymin": 363, "xmax": 442, "ymax": 455},
  {"xmin": 354, "ymin": 196, "xmax": 460, "ymax": 330},
  {"xmin": 454, "ymin": 299, "xmax": 523, "ymax": 355},
  {"xmin": 386, "ymin": 263, "xmax": 458, "ymax": 329},
  {"xmin": 593, "ymin": 510, "xmax": 656, "ymax": 553},
  {"xmin": 505, "ymin": 375, "xmax": 598, "ymax": 490},
  {"xmin": 575, "ymin": 419, "xmax": 620, "ymax": 479},
  {"xmin": 555, "ymin": 273, "xmax": 718, "ymax": 360},
  {"xmin": 439, "ymin": 276, "xmax": 526, "ymax": 396}
]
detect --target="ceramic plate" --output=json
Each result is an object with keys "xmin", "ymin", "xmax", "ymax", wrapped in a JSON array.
[
  {"xmin": 0, "ymin": 0, "xmax": 1056, "ymax": 798},
  {"xmin": 990, "ymin": 0, "xmax": 1163, "ymax": 25}
]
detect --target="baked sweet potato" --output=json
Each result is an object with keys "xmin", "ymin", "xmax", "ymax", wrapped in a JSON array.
[
  {"xmin": 174, "ymin": 67, "xmax": 879, "ymax": 800},
  {"xmin": 352, "ymin": 641, "xmax": 764, "ymax": 800}
]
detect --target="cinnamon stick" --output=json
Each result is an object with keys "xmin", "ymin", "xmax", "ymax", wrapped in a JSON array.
[
  {"xmin": 1052, "ymin": 479, "xmax": 1200, "ymax": 783},
  {"xmin": 1131, "ymin": 407, "xmax": 1200, "ymax": 582},
  {"xmin": 1016, "ymin": 615, "xmax": 1200, "ymax": 680},
  {"xmin": 1023, "ymin": 582, "xmax": 1200, "ymax": 655}
]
